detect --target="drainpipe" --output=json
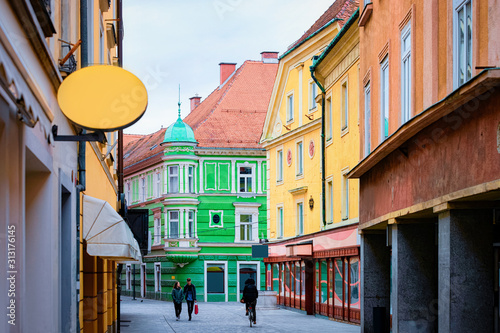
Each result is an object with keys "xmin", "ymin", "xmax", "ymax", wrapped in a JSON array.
[
  {"xmin": 310, "ymin": 59, "xmax": 326, "ymax": 228},
  {"xmin": 76, "ymin": 1, "xmax": 88, "ymax": 331}
]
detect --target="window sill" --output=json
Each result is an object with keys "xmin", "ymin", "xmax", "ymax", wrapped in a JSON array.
[
  {"xmin": 308, "ymin": 107, "xmax": 318, "ymax": 114},
  {"xmin": 295, "ymin": 174, "xmax": 304, "ymax": 180},
  {"xmin": 326, "ymin": 138, "xmax": 333, "ymax": 148},
  {"xmin": 276, "ymin": 180, "xmax": 284, "ymax": 186},
  {"xmin": 341, "ymin": 127, "xmax": 349, "ymax": 138},
  {"xmin": 286, "ymin": 119, "xmax": 294, "ymax": 125}
]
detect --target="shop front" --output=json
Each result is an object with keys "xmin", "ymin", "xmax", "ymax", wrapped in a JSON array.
[{"xmin": 264, "ymin": 224, "xmax": 360, "ymax": 324}]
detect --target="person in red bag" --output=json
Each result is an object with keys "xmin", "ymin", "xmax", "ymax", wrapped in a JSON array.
[{"xmin": 184, "ymin": 278, "xmax": 197, "ymax": 321}]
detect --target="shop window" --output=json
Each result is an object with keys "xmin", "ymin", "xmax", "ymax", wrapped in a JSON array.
[
  {"xmin": 335, "ymin": 259, "xmax": 343, "ymax": 307},
  {"xmin": 350, "ymin": 257, "xmax": 360, "ymax": 309},
  {"xmin": 321, "ymin": 260, "xmax": 328, "ymax": 304},
  {"xmin": 239, "ymin": 263, "xmax": 257, "ymax": 293},
  {"xmin": 273, "ymin": 263, "xmax": 280, "ymax": 293},
  {"xmin": 207, "ymin": 263, "xmax": 225, "ymax": 294}
]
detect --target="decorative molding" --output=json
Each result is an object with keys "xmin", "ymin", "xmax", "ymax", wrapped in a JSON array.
[
  {"xmin": 324, "ymin": 44, "xmax": 359, "ymax": 89},
  {"xmin": 288, "ymin": 186, "xmax": 308, "ymax": 195},
  {"xmin": 378, "ymin": 40, "xmax": 390, "ymax": 63},
  {"xmin": 398, "ymin": 6, "xmax": 413, "ymax": 31},
  {"xmin": 362, "ymin": 66, "xmax": 372, "ymax": 87}
]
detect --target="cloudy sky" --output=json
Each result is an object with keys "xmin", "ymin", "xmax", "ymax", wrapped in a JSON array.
[{"xmin": 123, "ymin": 0, "xmax": 333, "ymax": 134}]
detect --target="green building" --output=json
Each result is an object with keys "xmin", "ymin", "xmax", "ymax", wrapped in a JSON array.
[{"xmin": 121, "ymin": 53, "xmax": 279, "ymax": 302}]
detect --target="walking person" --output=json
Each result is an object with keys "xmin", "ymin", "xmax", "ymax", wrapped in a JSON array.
[
  {"xmin": 184, "ymin": 278, "xmax": 197, "ymax": 321},
  {"xmin": 171, "ymin": 281, "xmax": 184, "ymax": 321},
  {"xmin": 243, "ymin": 278, "xmax": 258, "ymax": 325}
]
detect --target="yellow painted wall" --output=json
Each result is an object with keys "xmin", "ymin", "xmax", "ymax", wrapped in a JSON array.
[{"xmin": 264, "ymin": 19, "xmax": 361, "ymax": 241}]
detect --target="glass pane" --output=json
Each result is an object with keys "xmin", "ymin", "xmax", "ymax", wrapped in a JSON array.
[
  {"xmin": 170, "ymin": 222, "xmax": 178, "ymax": 238},
  {"xmin": 285, "ymin": 262, "xmax": 290, "ymax": 299},
  {"xmin": 239, "ymin": 177, "xmax": 245, "ymax": 192},
  {"xmin": 335, "ymin": 259, "xmax": 343, "ymax": 307},
  {"xmin": 321, "ymin": 260, "xmax": 328, "ymax": 304},
  {"xmin": 247, "ymin": 177, "xmax": 252, "ymax": 192},
  {"xmin": 241, "ymin": 214, "xmax": 251, "ymax": 223},
  {"xmin": 350, "ymin": 257, "xmax": 360, "ymax": 309},
  {"xmin": 273, "ymin": 263, "xmax": 279, "ymax": 293},
  {"xmin": 240, "ymin": 167, "xmax": 252, "ymax": 174},
  {"xmin": 295, "ymin": 262, "xmax": 300, "ymax": 300},
  {"xmin": 239, "ymin": 264, "xmax": 257, "ymax": 292},
  {"xmin": 207, "ymin": 264, "xmax": 225, "ymax": 293},
  {"xmin": 315, "ymin": 261, "xmax": 319, "ymax": 303},
  {"xmin": 466, "ymin": 3, "xmax": 472, "ymax": 81},
  {"xmin": 344, "ymin": 259, "xmax": 349, "ymax": 308},
  {"xmin": 459, "ymin": 8, "xmax": 465, "ymax": 84}
]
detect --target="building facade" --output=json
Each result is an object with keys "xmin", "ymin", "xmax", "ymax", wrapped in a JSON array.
[
  {"xmin": 0, "ymin": 0, "xmax": 139, "ymax": 333},
  {"xmin": 121, "ymin": 54, "xmax": 278, "ymax": 302},
  {"xmin": 351, "ymin": 0, "xmax": 500, "ymax": 332},
  {"xmin": 261, "ymin": 0, "xmax": 361, "ymax": 324}
]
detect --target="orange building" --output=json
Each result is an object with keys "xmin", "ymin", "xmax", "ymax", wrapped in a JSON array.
[{"xmin": 350, "ymin": 0, "xmax": 500, "ymax": 332}]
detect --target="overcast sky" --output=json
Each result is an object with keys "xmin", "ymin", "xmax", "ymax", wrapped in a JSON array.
[{"xmin": 123, "ymin": 0, "xmax": 334, "ymax": 134}]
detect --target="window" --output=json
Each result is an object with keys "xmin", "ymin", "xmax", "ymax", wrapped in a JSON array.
[
  {"xmin": 380, "ymin": 57, "xmax": 389, "ymax": 141},
  {"xmin": 455, "ymin": 0, "xmax": 473, "ymax": 86},
  {"xmin": 209, "ymin": 211, "xmax": 223, "ymax": 228},
  {"xmin": 126, "ymin": 182, "xmax": 130, "ymax": 205},
  {"xmin": 341, "ymin": 80, "xmax": 348, "ymax": 131},
  {"xmin": 188, "ymin": 210, "xmax": 195, "ymax": 238},
  {"xmin": 140, "ymin": 177, "xmax": 145, "ymax": 202},
  {"xmin": 154, "ymin": 263, "xmax": 161, "ymax": 292},
  {"xmin": 238, "ymin": 166, "xmax": 254, "ymax": 193},
  {"xmin": 328, "ymin": 180, "xmax": 333, "ymax": 223},
  {"xmin": 168, "ymin": 166, "xmax": 179, "ymax": 193},
  {"xmin": 125, "ymin": 265, "xmax": 131, "ymax": 290},
  {"xmin": 168, "ymin": 211, "xmax": 179, "ymax": 238},
  {"xmin": 153, "ymin": 218, "xmax": 161, "ymax": 245},
  {"xmin": 207, "ymin": 263, "xmax": 225, "ymax": 294},
  {"xmin": 239, "ymin": 214, "xmax": 253, "ymax": 241},
  {"xmin": 309, "ymin": 81, "xmax": 317, "ymax": 110},
  {"xmin": 239, "ymin": 263, "xmax": 258, "ymax": 294},
  {"xmin": 277, "ymin": 206, "xmax": 284, "ymax": 238},
  {"xmin": 296, "ymin": 141, "xmax": 303, "ymax": 177},
  {"xmin": 364, "ymin": 82, "xmax": 371, "ymax": 157},
  {"xmin": 156, "ymin": 172, "xmax": 161, "ymax": 197},
  {"xmin": 287, "ymin": 92, "xmax": 294, "ymax": 122},
  {"xmin": 277, "ymin": 150, "xmax": 283, "ymax": 182},
  {"xmin": 326, "ymin": 97, "xmax": 332, "ymax": 140},
  {"xmin": 342, "ymin": 172, "xmax": 349, "ymax": 220},
  {"xmin": 187, "ymin": 166, "xmax": 194, "ymax": 193},
  {"xmin": 297, "ymin": 202, "xmax": 304, "ymax": 235},
  {"xmin": 401, "ymin": 22, "xmax": 411, "ymax": 124}
]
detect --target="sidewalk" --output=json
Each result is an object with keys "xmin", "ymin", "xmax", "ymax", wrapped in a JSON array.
[{"xmin": 119, "ymin": 296, "xmax": 360, "ymax": 333}]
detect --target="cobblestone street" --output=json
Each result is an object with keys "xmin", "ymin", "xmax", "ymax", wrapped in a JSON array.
[{"xmin": 119, "ymin": 296, "xmax": 361, "ymax": 333}]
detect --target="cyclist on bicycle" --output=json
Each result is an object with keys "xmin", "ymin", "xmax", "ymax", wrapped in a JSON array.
[{"xmin": 243, "ymin": 278, "xmax": 258, "ymax": 325}]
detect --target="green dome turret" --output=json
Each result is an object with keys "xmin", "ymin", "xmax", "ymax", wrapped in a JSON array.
[{"xmin": 162, "ymin": 87, "xmax": 197, "ymax": 144}]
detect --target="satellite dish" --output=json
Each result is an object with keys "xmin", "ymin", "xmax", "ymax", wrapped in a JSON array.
[{"xmin": 57, "ymin": 65, "xmax": 148, "ymax": 131}]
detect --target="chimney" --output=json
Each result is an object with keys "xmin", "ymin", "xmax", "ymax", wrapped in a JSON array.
[
  {"xmin": 261, "ymin": 51, "xmax": 279, "ymax": 64},
  {"xmin": 189, "ymin": 94, "xmax": 201, "ymax": 112},
  {"xmin": 219, "ymin": 62, "xmax": 236, "ymax": 85}
]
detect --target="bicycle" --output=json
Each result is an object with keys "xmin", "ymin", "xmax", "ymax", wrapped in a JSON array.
[{"xmin": 248, "ymin": 304, "xmax": 254, "ymax": 327}]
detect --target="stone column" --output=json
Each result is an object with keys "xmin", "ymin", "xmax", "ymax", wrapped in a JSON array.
[
  {"xmin": 391, "ymin": 221, "xmax": 438, "ymax": 333},
  {"xmin": 438, "ymin": 209, "xmax": 493, "ymax": 333},
  {"xmin": 361, "ymin": 232, "xmax": 391, "ymax": 333}
]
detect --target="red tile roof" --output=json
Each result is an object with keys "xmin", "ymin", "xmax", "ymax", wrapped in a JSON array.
[
  {"xmin": 123, "ymin": 60, "xmax": 278, "ymax": 176},
  {"xmin": 282, "ymin": 0, "xmax": 359, "ymax": 57}
]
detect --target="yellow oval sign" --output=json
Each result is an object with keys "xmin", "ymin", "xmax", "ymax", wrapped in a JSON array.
[{"xmin": 57, "ymin": 65, "xmax": 148, "ymax": 131}]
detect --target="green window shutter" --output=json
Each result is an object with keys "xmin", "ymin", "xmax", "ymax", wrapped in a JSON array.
[
  {"xmin": 218, "ymin": 163, "xmax": 230, "ymax": 191},
  {"xmin": 205, "ymin": 163, "xmax": 217, "ymax": 190}
]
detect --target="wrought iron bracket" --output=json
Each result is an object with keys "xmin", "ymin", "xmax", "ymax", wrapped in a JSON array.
[{"xmin": 52, "ymin": 125, "xmax": 106, "ymax": 143}]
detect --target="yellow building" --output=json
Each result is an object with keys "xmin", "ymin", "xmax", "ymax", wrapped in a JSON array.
[{"xmin": 261, "ymin": 2, "xmax": 362, "ymax": 324}]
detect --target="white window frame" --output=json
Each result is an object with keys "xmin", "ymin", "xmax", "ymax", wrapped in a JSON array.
[
  {"xmin": 401, "ymin": 21, "xmax": 412, "ymax": 124},
  {"xmin": 277, "ymin": 204, "xmax": 284, "ymax": 238},
  {"xmin": 341, "ymin": 168, "xmax": 350, "ymax": 220},
  {"xmin": 153, "ymin": 218, "xmax": 161, "ymax": 245},
  {"xmin": 168, "ymin": 165, "xmax": 179, "ymax": 193},
  {"xmin": 380, "ymin": 57, "xmax": 390, "ymax": 142},
  {"xmin": 341, "ymin": 77, "xmax": 349, "ymax": 132},
  {"xmin": 126, "ymin": 182, "xmax": 131, "ymax": 205},
  {"xmin": 187, "ymin": 165, "xmax": 195, "ymax": 193},
  {"xmin": 204, "ymin": 261, "xmax": 228, "ymax": 302},
  {"xmin": 236, "ymin": 261, "xmax": 261, "ymax": 300},
  {"xmin": 125, "ymin": 264, "xmax": 131, "ymax": 290},
  {"xmin": 154, "ymin": 263, "xmax": 161, "ymax": 292},
  {"xmin": 327, "ymin": 178, "xmax": 333, "ymax": 224},
  {"xmin": 276, "ymin": 149, "xmax": 283, "ymax": 183},
  {"xmin": 237, "ymin": 163, "xmax": 255, "ymax": 193},
  {"xmin": 187, "ymin": 210, "xmax": 195, "ymax": 238},
  {"xmin": 453, "ymin": 0, "xmax": 473, "ymax": 88},
  {"xmin": 296, "ymin": 140, "xmax": 304, "ymax": 178},
  {"xmin": 286, "ymin": 90, "xmax": 294, "ymax": 123},
  {"xmin": 168, "ymin": 210, "xmax": 180, "ymax": 238},
  {"xmin": 140, "ymin": 177, "xmax": 146, "ymax": 202},
  {"xmin": 309, "ymin": 80, "xmax": 317, "ymax": 111},
  {"xmin": 326, "ymin": 95, "xmax": 333, "ymax": 141},
  {"xmin": 296, "ymin": 200, "xmax": 304, "ymax": 236},
  {"xmin": 209, "ymin": 210, "xmax": 224, "ymax": 228},
  {"xmin": 234, "ymin": 203, "xmax": 260, "ymax": 243},
  {"xmin": 155, "ymin": 172, "xmax": 162, "ymax": 197},
  {"xmin": 364, "ymin": 82, "xmax": 371, "ymax": 157},
  {"xmin": 239, "ymin": 214, "xmax": 254, "ymax": 241}
]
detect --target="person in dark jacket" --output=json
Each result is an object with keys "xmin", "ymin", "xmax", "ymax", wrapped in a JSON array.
[
  {"xmin": 242, "ymin": 278, "xmax": 258, "ymax": 324},
  {"xmin": 184, "ymin": 278, "xmax": 197, "ymax": 321},
  {"xmin": 171, "ymin": 281, "xmax": 184, "ymax": 321}
]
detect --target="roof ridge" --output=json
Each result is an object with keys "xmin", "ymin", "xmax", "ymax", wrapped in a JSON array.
[{"xmin": 189, "ymin": 61, "xmax": 248, "ymax": 131}]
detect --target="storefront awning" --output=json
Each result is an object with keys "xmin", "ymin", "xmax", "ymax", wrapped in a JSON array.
[{"xmin": 83, "ymin": 195, "xmax": 142, "ymax": 263}]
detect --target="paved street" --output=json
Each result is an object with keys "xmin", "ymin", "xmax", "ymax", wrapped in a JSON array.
[{"xmin": 119, "ymin": 296, "xmax": 360, "ymax": 333}]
